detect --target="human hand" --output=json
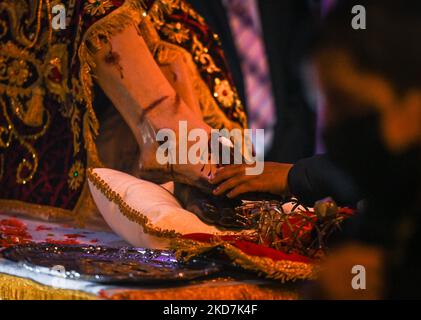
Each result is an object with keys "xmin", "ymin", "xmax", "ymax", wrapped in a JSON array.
[{"xmin": 209, "ymin": 162, "xmax": 293, "ymax": 198}]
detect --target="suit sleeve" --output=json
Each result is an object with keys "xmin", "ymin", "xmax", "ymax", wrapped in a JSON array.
[{"xmin": 287, "ymin": 154, "xmax": 361, "ymax": 207}]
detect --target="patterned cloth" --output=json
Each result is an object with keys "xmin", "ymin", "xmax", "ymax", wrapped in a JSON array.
[
  {"xmin": 0, "ymin": 213, "xmax": 126, "ymax": 248},
  {"xmin": 0, "ymin": 0, "xmax": 248, "ymax": 224},
  {"xmin": 224, "ymin": 0, "xmax": 277, "ymax": 153},
  {"xmin": 0, "ymin": 213, "xmax": 299, "ymax": 300}
]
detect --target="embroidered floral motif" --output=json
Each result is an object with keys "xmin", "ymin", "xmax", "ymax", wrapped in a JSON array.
[
  {"xmin": 7, "ymin": 60, "xmax": 31, "ymax": 86},
  {"xmin": 68, "ymin": 161, "xmax": 85, "ymax": 190},
  {"xmin": 161, "ymin": 22, "xmax": 190, "ymax": 44},
  {"xmin": 44, "ymin": 44, "xmax": 69, "ymax": 103},
  {"xmin": 0, "ymin": 41, "xmax": 52, "ymax": 185},
  {"xmin": 148, "ymin": 0, "xmax": 248, "ymax": 128},
  {"xmin": 0, "ymin": 0, "xmax": 248, "ymax": 221},
  {"xmin": 213, "ymin": 78, "xmax": 235, "ymax": 109},
  {"xmin": 84, "ymin": 0, "xmax": 114, "ymax": 16},
  {"xmin": 191, "ymin": 35, "xmax": 221, "ymax": 74}
]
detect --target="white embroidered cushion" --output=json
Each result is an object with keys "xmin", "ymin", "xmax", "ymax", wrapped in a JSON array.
[{"xmin": 87, "ymin": 168, "xmax": 229, "ymax": 249}]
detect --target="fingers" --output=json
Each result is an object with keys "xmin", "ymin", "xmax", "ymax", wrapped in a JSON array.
[
  {"xmin": 213, "ymin": 175, "xmax": 249, "ymax": 196},
  {"xmin": 226, "ymin": 183, "xmax": 253, "ymax": 198},
  {"xmin": 208, "ymin": 163, "xmax": 218, "ymax": 179},
  {"xmin": 201, "ymin": 162, "xmax": 217, "ymax": 179},
  {"xmin": 209, "ymin": 164, "xmax": 245, "ymax": 184}
]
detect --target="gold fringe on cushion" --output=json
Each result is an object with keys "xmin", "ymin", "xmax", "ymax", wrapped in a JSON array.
[
  {"xmin": 0, "ymin": 273, "xmax": 97, "ymax": 300},
  {"xmin": 75, "ymin": 0, "xmax": 249, "ymax": 226},
  {"xmin": 86, "ymin": 168, "xmax": 180, "ymax": 239},
  {"xmin": 171, "ymin": 239, "xmax": 318, "ymax": 283},
  {"xmin": 87, "ymin": 165, "xmax": 315, "ymax": 281}
]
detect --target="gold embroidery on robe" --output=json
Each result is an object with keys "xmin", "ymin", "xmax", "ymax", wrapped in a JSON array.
[{"xmin": 0, "ymin": 0, "xmax": 248, "ymax": 224}]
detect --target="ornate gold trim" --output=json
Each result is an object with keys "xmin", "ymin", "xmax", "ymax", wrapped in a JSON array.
[
  {"xmin": 72, "ymin": 0, "xmax": 150, "ymax": 225},
  {"xmin": 146, "ymin": 33, "xmax": 245, "ymax": 131},
  {"xmin": 171, "ymin": 239, "xmax": 318, "ymax": 282},
  {"xmin": 223, "ymin": 244, "xmax": 318, "ymax": 282},
  {"xmin": 87, "ymin": 163, "xmax": 315, "ymax": 282},
  {"xmin": 86, "ymin": 168, "xmax": 180, "ymax": 239},
  {"xmin": 0, "ymin": 42, "xmax": 43, "ymax": 95},
  {"xmin": 78, "ymin": 0, "xmax": 148, "ymax": 140},
  {"xmin": 0, "ymin": 273, "xmax": 97, "ymax": 300},
  {"xmin": 73, "ymin": 0, "xmax": 247, "ymax": 224},
  {"xmin": 144, "ymin": 0, "xmax": 248, "ymax": 130},
  {"xmin": 0, "ymin": 199, "xmax": 73, "ymax": 221}
]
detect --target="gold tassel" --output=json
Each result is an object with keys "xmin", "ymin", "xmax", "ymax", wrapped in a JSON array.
[{"xmin": 86, "ymin": 168, "xmax": 180, "ymax": 238}]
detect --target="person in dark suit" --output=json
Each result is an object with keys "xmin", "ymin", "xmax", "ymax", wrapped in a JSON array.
[
  {"xmin": 189, "ymin": 0, "xmax": 319, "ymax": 163},
  {"xmin": 307, "ymin": 0, "xmax": 421, "ymax": 298},
  {"xmin": 190, "ymin": 0, "xmax": 360, "ymax": 207}
]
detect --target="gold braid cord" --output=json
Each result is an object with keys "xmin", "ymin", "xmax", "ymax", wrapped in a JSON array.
[
  {"xmin": 87, "ymin": 167, "xmax": 316, "ymax": 282},
  {"xmin": 78, "ymin": 0, "xmax": 247, "ymax": 141},
  {"xmin": 223, "ymin": 244, "xmax": 317, "ymax": 282},
  {"xmin": 171, "ymin": 239, "xmax": 318, "ymax": 282},
  {"xmin": 74, "ymin": 1, "xmax": 150, "ymax": 225},
  {"xmin": 86, "ymin": 168, "xmax": 180, "ymax": 239},
  {"xmin": 0, "ymin": 0, "xmax": 149, "ymax": 224},
  {"xmin": 0, "ymin": 0, "xmax": 247, "ymax": 223},
  {"xmin": 77, "ymin": 0, "xmax": 247, "ymax": 224}
]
